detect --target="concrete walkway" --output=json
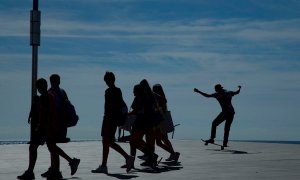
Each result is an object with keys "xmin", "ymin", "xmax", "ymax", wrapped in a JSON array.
[{"xmin": 1, "ymin": 140, "xmax": 300, "ymax": 179}]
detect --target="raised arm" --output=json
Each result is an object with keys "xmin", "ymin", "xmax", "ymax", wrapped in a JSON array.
[
  {"xmin": 193, "ymin": 88, "xmax": 213, "ymax": 98},
  {"xmin": 233, "ymin": 85, "xmax": 241, "ymax": 95}
]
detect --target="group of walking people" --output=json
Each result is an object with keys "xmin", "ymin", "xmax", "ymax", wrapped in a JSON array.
[
  {"xmin": 18, "ymin": 74, "xmax": 80, "ymax": 179},
  {"xmin": 18, "ymin": 71, "xmax": 241, "ymax": 179},
  {"xmin": 91, "ymin": 72, "xmax": 180, "ymax": 174},
  {"xmin": 18, "ymin": 72, "xmax": 180, "ymax": 179}
]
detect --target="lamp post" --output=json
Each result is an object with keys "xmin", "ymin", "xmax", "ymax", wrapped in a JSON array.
[{"xmin": 30, "ymin": 0, "xmax": 40, "ymax": 103}]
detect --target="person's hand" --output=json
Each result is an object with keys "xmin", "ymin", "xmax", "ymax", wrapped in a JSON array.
[
  {"xmin": 193, "ymin": 88, "xmax": 199, "ymax": 93},
  {"xmin": 238, "ymin": 85, "xmax": 242, "ymax": 89}
]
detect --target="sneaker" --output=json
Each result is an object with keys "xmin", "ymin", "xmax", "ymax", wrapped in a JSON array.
[
  {"xmin": 140, "ymin": 153, "xmax": 158, "ymax": 167},
  {"xmin": 41, "ymin": 168, "xmax": 52, "ymax": 177},
  {"xmin": 91, "ymin": 165, "xmax": 108, "ymax": 174},
  {"xmin": 121, "ymin": 164, "xmax": 135, "ymax": 169},
  {"xmin": 206, "ymin": 139, "xmax": 215, "ymax": 144},
  {"xmin": 165, "ymin": 154, "xmax": 174, "ymax": 161},
  {"xmin": 137, "ymin": 154, "xmax": 149, "ymax": 161},
  {"xmin": 17, "ymin": 170, "xmax": 35, "ymax": 180},
  {"xmin": 70, "ymin": 158, "xmax": 80, "ymax": 176},
  {"xmin": 126, "ymin": 156, "xmax": 135, "ymax": 173},
  {"xmin": 173, "ymin": 152, "xmax": 180, "ymax": 162},
  {"xmin": 47, "ymin": 170, "xmax": 63, "ymax": 180}
]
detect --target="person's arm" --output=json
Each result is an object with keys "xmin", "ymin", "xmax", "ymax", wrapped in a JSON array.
[
  {"xmin": 233, "ymin": 85, "xmax": 241, "ymax": 95},
  {"xmin": 193, "ymin": 88, "xmax": 213, "ymax": 98}
]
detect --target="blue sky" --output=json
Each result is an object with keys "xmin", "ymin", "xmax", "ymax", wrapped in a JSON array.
[{"xmin": 1, "ymin": 0, "xmax": 300, "ymax": 141}]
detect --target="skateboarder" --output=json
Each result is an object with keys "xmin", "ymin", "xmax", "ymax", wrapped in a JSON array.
[{"xmin": 194, "ymin": 84, "xmax": 241, "ymax": 147}]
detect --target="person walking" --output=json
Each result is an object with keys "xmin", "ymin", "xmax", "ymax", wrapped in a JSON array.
[
  {"xmin": 194, "ymin": 84, "xmax": 241, "ymax": 147},
  {"xmin": 153, "ymin": 84, "xmax": 180, "ymax": 162},
  {"xmin": 138, "ymin": 79, "xmax": 159, "ymax": 167},
  {"xmin": 43, "ymin": 74, "xmax": 80, "ymax": 179},
  {"xmin": 17, "ymin": 95, "xmax": 45, "ymax": 180},
  {"xmin": 92, "ymin": 72, "xmax": 134, "ymax": 174}
]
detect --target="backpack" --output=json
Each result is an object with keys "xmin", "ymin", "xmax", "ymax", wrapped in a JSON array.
[
  {"xmin": 52, "ymin": 88, "xmax": 79, "ymax": 128},
  {"xmin": 63, "ymin": 99, "xmax": 79, "ymax": 127}
]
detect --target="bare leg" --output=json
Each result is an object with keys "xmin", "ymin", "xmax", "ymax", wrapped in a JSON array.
[{"xmin": 27, "ymin": 144, "xmax": 39, "ymax": 172}]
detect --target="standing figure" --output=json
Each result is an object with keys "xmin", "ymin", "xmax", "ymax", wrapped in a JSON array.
[
  {"xmin": 127, "ymin": 84, "xmax": 152, "ymax": 167},
  {"xmin": 194, "ymin": 84, "xmax": 241, "ymax": 147},
  {"xmin": 138, "ymin": 79, "xmax": 159, "ymax": 166},
  {"xmin": 153, "ymin": 84, "xmax": 180, "ymax": 162},
  {"xmin": 42, "ymin": 74, "xmax": 80, "ymax": 179},
  {"xmin": 92, "ymin": 72, "xmax": 134, "ymax": 174},
  {"xmin": 17, "ymin": 95, "xmax": 45, "ymax": 180}
]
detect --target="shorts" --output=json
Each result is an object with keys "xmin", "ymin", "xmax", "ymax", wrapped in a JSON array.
[{"xmin": 101, "ymin": 116, "xmax": 118, "ymax": 140}]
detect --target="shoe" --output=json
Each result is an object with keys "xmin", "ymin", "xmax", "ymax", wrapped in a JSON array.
[
  {"xmin": 223, "ymin": 143, "xmax": 228, "ymax": 147},
  {"xmin": 17, "ymin": 170, "xmax": 35, "ymax": 180},
  {"xmin": 121, "ymin": 164, "xmax": 135, "ymax": 169},
  {"xmin": 165, "ymin": 154, "xmax": 173, "ymax": 161},
  {"xmin": 41, "ymin": 168, "xmax": 52, "ymax": 178},
  {"xmin": 91, "ymin": 165, "xmax": 108, "ymax": 174},
  {"xmin": 172, "ymin": 152, "xmax": 180, "ymax": 162},
  {"xmin": 206, "ymin": 139, "xmax": 214, "ymax": 144},
  {"xmin": 137, "ymin": 154, "xmax": 148, "ymax": 161},
  {"xmin": 47, "ymin": 170, "xmax": 63, "ymax": 180},
  {"xmin": 140, "ymin": 153, "xmax": 158, "ymax": 167},
  {"xmin": 126, "ymin": 156, "xmax": 135, "ymax": 173},
  {"xmin": 70, "ymin": 158, "xmax": 80, "ymax": 175}
]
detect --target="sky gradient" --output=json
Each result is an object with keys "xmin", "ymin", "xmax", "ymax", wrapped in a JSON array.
[{"xmin": 1, "ymin": 0, "xmax": 300, "ymax": 141}]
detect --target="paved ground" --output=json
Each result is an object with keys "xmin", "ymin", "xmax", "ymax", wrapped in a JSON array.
[{"xmin": 1, "ymin": 140, "xmax": 300, "ymax": 180}]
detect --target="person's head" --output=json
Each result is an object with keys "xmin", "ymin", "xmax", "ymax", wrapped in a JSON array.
[
  {"xmin": 104, "ymin": 71, "xmax": 115, "ymax": 87},
  {"xmin": 153, "ymin": 84, "xmax": 165, "ymax": 98},
  {"xmin": 50, "ymin": 74, "xmax": 60, "ymax": 88},
  {"xmin": 133, "ymin": 84, "xmax": 142, "ymax": 97},
  {"xmin": 36, "ymin": 78, "xmax": 48, "ymax": 95},
  {"xmin": 140, "ymin": 79, "xmax": 151, "ymax": 94},
  {"xmin": 214, "ymin": 84, "xmax": 224, "ymax": 93}
]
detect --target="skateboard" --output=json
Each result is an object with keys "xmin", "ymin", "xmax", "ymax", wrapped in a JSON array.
[{"xmin": 201, "ymin": 139, "xmax": 225, "ymax": 150}]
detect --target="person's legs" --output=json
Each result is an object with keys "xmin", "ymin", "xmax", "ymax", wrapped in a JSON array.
[
  {"xmin": 223, "ymin": 113, "xmax": 234, "ymax": 146},
  {"xmin": 28, "ymin": 144, "xmax": 39, "ymax": 172},
  {"xmin": 155, "ymin": 129, "xmax": 174, "ymax": 154},
  {"xmin": 55, "ymin": 144, "xmax": 80, "ymax": 176},
  {"xmin": 101, "ymin": 137, "xmax": 110, "ymax": 167},
  {"xmin": 145, "ymin": 127, "xmax": 155, "ymax": 154},
  {"xmin": 17, "ymin": 144, "xmax": 40, "ymax": 179},
  {"xmin": 46, "ymin": 142, "xmax": 63, "ymax": 179},
  {"xmin": 47, "ymin": 143, "xmax": 60, "ymax": 171},
  {"xmin": 210, "ymin": 112, "xmax": 226, "ymax": 141}
]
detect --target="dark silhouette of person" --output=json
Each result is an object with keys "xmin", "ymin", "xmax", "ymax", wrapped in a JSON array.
[
  {"xmin": 138, "ymin": 79, "xmax": 159, "ymax": 167},
  {"xmin": 194, "ymin": 84, "xmax": 241, "ymax": 147},
  {"xmin": 18, "ymin": 94, "xmax": 45, "ymax": 179},
  {"xmin": 91, "ymin": 71, "xmax": 134, "ymax": 174},
  {"xmin": 40, "ymin": 74, "xmax": 80, "ymax": 178},
  {"xmin": 127, "ymin": 84, "xmax": 153, "ymax": 167},
  {"xmin": 18, "ymin": 78, "xmax": 64, "ymax": 179},
  {"xmin": 152, "ymin": 84, "xmax": 180, "ymax": 162}
]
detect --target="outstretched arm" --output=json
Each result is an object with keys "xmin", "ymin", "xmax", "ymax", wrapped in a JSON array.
[
  {"xmin": 193, "ymin": 88, "xmax": 213, "ymax": 98},
  {"xmin": 233, "ymin": 85, "xmax": 241, "ymax": 95}
]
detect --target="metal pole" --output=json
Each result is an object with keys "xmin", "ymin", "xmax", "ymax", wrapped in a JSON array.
[{"xmin": 30, "ymin": 0, "xmax": 40, "ymax": 103}]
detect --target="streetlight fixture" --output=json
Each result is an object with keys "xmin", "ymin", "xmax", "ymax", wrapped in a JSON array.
[{"xmin": 30, "ymin": 0, "xmax": 40, "ymax": 103}]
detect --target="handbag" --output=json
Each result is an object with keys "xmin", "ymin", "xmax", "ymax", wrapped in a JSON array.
[
  {"xmin": 119, "ymin": 114, "xmax": 136, "ymax": 132},
  {"xmin": 160, "ymin": 111, "xmax": 174, "ymax": 134}
]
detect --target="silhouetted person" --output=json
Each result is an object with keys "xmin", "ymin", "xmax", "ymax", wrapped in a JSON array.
[
  {"xmin": 40, "ymin": 74, "xmax": 80, "ymax": 179},
  {"xmin": 128, "ymin": 84, "xmax": 150, "ymax": 167},
  {"xmin": 18, "ymin": 95, "xmax": 45, "ymax": 180},
  {"xmin": 92, "ymin": 71, "xmax": 134, "ymax": 174},
  {"xmin": 153, "ymin": 84, "xmax": 180, "ymax": 162},
  {"xmin": 194, "ymin": 84, "xmax": 241, "ymax": 147},
  {"xmin": 139, "ymin": 79, "xmax": 159, "ymax": 166}
]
